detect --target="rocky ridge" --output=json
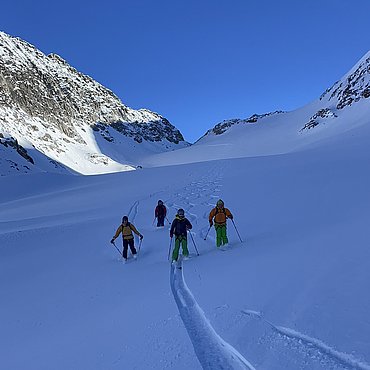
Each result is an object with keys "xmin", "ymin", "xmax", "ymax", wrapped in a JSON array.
[
  {"xmin": 301, "ymin": 52, "xmax": 370, "ymax": 131},
  {"xmin": 202, "ymin": 111, "xmax": 285, "ymax": 138}
]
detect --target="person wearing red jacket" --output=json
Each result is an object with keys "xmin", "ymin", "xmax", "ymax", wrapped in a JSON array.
[{"xmin": 155, "ymin": 200, "xmax": 167, "ymax": 227}]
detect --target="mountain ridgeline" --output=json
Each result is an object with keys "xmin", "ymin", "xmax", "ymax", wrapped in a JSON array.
[
  {"xmin": 0, "ymin": 31, "xmax": 187, "ymax": 175},
  {"xmin": 202, "ymin": 51, "xmax": 370, "ymax": 138}
]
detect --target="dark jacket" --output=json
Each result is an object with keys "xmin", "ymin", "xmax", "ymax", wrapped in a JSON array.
[
  {"xmin": 170, "ymin": 216, "xmax": 192, "ymax": 238},
  {"xmin": 155, "ymin": 205, "xmax": 167, "ymax": 217}
]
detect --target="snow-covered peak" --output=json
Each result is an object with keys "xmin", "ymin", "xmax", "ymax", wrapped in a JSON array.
[
  {"xmin": 340, "ymin": 50, "xmax": 370, "ymax": 79},
  {"xmin": 0, "ymin": 31, "xmax": 188, "ymax": 175},
  {"xmin": 319, "ymin": 51, "xmax": 370, "ymax": 110}
]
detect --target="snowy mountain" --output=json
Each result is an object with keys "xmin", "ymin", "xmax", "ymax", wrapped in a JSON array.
[
  {"xmin": 0, "ymin": 31, "xmax": 188, "ymax": 175},
  {"xmin": 143, "ymin": 51, "xmax": 370, "ymax": 167}
]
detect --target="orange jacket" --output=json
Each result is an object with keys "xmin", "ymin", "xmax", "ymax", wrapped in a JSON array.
[
  {"xmin": 209, "ymin": 207, "xmax": 233, "ymax": 225},
  {"xmin": 113, "ymin": 223, "xmax": 141, "ymax": 240}
]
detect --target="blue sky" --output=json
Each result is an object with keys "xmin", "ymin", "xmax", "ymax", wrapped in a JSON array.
[{"xmin": 2, "ymin": 0, "xmax": 370, "ymax": 142}]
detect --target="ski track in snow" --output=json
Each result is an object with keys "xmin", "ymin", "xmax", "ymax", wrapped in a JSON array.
[
  {"xmin": 242, "ymin": 310, "xmax": 370, "ymax": 370},
  {"xmin": 118, "ymin": 164, "xmax": 370, "ymax": 369},
  {"xmin": 127, "ymin": 200, "xmax": 139, "ymax": 221},
  {"xmin": 170, "ymin": 259, "xmax": 255, "ymax": 370},
  {"xmin": 162, "ymin": 165, "xmax": 226, "ymax": 248},
  {"xmin": 155, "ymin": 165, "xmax": 257, "ymax": 368}
]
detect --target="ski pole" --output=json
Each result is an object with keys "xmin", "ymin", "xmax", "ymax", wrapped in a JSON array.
[
  {"xmin": 166, "ymin": 216, "xmax": 171, "ymax": 225},
  {"xmin": 111, "ymin": 241, "xmax": 121, "ymax": 255},
  {"xmin": 231, "ymin": 219, "xmax": 243, "ymax": 243},
  {"xmin": 152, "ymin": 217, "xmax": 156, "ymax": 226},
  {"xmin": 168, "ymin": 237, "xmax": 173, "ymax": 261},
  {"xmin": 189, "ymin": 231, "xmax": 200, "ymax": 256},
  {"xmin": 138, "ymin": 239, "xmax": 142, "ymax": 254},
  {"xmin": 203, "ymin": 226, "xmax": 211, "ymax": 240}
]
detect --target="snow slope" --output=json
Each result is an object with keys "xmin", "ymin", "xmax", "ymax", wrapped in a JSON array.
[{"xmin": 1, "ymin": 117, "xmax": 370, "ymax": 369}]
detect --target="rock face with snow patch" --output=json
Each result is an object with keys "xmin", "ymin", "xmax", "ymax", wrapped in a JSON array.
[
  {"xmin": 0, "ymin": 31, "xmax": 187, "ymax": 175},
  {"xmin": 0, "ymin": 134, "xmax": 34, "ymax": 164},
  {"xmin": 300, "ymin": 108, "xmax": 338, "ymax": 131},
  {"xmin": 202, "ymin": 111, "xmax": 285, "ymax": 138},
  {"xmin": 320, "ymin": 54, "xmax": 370, "ymax": 110},
  {"xmin": 0, "ymin": 133, "xmax": 67, "ymax": 175}
]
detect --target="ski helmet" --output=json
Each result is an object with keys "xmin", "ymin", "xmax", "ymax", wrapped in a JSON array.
[
  {"xmin": 122, "ymin": 215, "xmax": 129, "ymax": 223},
  {"xmin": 177, "ymin": 208, "xmax": 185, "ymax": 217},
  {"xmin": 217, "ymin": 199, "xmax": 224, "ymax": 207}
]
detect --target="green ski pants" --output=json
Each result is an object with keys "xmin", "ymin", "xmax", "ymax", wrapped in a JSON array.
[
  {"xmin": 215, "ymin": 224, "xmax": 228, "ymax": 247},
  {"xmin": 172, "ymin": 235, "xmax": 189, "ymax": 261}
]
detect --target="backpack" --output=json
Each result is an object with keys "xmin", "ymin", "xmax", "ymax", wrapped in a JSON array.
[
  {"xmin": 121, "ymin": 222, "xmax": 134, "ymax": 233},
  {"xmin": 213, "ymin": 207, "xmax": 227, "ymax": 224},
  {"xmin": 214, "ymin": 207, "xmax": 226, "ymax": 215}
]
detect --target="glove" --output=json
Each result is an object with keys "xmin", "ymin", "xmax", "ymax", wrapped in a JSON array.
[
  {"xmin": 110, "ymin": 238, "xmax": 115, "ymax": 244},
  {"xmin": 170, "ymin": 233, "xmax": 173, "ymax": 238},
  {"xmin": 209, "ymin": 221, "xmax": 213, "ymax": 227},
  {"xmin": 229, "ymin": 215, "xmax": 233, "ymax": 220},
  {"xmin": 140, "ymin": 234, "xmax": 143, "ymax": 240}
]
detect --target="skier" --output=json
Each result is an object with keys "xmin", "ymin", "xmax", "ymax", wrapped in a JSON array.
[
  {"xmin": 170, "ymin": 208, "xmax": 192, "ymax": 262},
  {"xmin": 155, "ymin": 200, "xmax": 167, "ymax": 227},
  {"xmin": 111, "ymin": 216, "xmax": 143, "ymax": 262},
  {"xmin": 209, "ymin": 199, "xmax": 233, "ymax": 248}
]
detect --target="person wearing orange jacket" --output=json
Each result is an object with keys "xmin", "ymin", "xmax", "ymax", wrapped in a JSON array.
[
  {"xmin": 209, "ymin": 199, "xmax": 233, "ymax": 248},
  {"xmin": 111, "ymin": 216, "xmax": 143, "ymax": 262}
]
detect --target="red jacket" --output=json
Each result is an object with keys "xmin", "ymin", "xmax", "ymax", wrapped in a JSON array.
[{"xmin": 155, "ymin": 205, "xmax": 167, "ymax": 217}]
